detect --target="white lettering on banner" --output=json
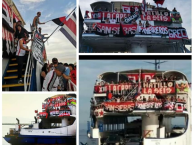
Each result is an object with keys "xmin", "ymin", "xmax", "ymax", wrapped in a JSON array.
[
  {"xmin": 124, "ymin": 12, "xmax": 139, "ymax": 23},
  {"xmin": 122, "ymin": 26, "xmax": 137, "ymax": 35},
  {"xmin": 147, "ymin": 11, "xmax": 169, "ymax": 16},
  {"xmin": 168, "ymin": 28, "xmax": 188, "ymax": 39},
  {"xmin": 139, "ymin": 26, "xmax": 168, "ymax": 35},
  {"xmin": 96, "ymin": 25, "xmax": 120, "ymax": 35},
  {"xmin": 143, "ymin": 82, "xmax": 174, "ymax": 88},
  {"xmin": 32, "ymin": 31, "xmax": 45, "ymax": 65}
]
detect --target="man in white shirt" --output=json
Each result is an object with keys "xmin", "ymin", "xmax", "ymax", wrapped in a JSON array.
[{"xmin": 42, "ymin": 64, "xmax": 65, "ymax": 91}]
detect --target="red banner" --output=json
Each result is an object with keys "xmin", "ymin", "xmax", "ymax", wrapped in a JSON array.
[
  {"xmin": 142, "ymin": 81, "xmax": 175, "ymax": 94},
  {"xmin": 141, "ymin": 10, "xmax": 171, "ymax": 22},
  {"xmin": 91, "ymin": 12, "xmax": 128, "ymax": 23},
  {"xmin": 39, "ymin": 112, "xmax": 48, "ymax": 118},
  {"xmin": 94, "ymin": 84, "xmax": 134, "ymax": 93},
  {"xmin": 141, "ymin": 15, "xmax": 170, "ymax": 22},
  {"xmin": 122, "ymin": 5, "xmax": 140, "ymax": 13},
  {"xmin": 54, "ymin": 102, "xmax": 67, "ymax": 107},
  {"xmin": 127, "ymin": 73, "xmax": 155, "ymax": 82},
  {"xmin": 58, "ymin": 111, "xmax": 71, "ymax": 117},
  {"xmin": 142, "ymin": 87, "xmax": 175, "ymax": 94}
]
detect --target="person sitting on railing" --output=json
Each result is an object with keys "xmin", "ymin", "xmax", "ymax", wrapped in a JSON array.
[
  {"xmin": 40, "ymin": 63, "xmax": 48, "ymax": 88},
  {"xmin": 32, "ymin": 12, "xmax": 45, "ymax": 31},
  {"xmin": 38, "ymin": 27, "xmax": 48, "ymax": 41},
  {"xmin": 16, "ymin": 33, "xmax": 32, "ymax": 84},
  {"xmin": 42, "ymin": 64, "xmax": 66, "ymax": 91}
]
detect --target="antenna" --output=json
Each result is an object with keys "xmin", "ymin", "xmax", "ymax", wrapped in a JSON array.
[{"xmin": 144, "ymin": 60, "xmax": 167, "ymax": 70}]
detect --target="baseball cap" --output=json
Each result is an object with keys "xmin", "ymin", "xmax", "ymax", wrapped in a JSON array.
[{"xmin": 55, "ymin": 64, "xmax": 66, "ymax": 73}]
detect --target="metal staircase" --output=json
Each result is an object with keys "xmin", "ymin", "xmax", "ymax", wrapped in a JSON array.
[{"xmin": 2, "ymin": 25, "xmax": 36, "ymax": 91}]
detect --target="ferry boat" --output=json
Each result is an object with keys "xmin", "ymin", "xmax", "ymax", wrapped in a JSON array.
[
  {"xmin": 86, "ymin": 69, "xmax": 191, "ymax": 145},
  {"xmin": 3, "ymin": 94, "xmax": 76, "ymax": 145},
  {"xmin": 80, "ymin": 1, "xmax": 191, "ymax": 53}
]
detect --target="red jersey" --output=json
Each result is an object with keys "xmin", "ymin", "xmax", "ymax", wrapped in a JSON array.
[{"xmin": 70, "ymin": 70, "xmax": 76, "ymax": 85}]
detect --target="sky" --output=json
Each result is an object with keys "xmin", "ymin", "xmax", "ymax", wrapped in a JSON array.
[
  {"xmin": 79, "ymin": 0, "xmax": 192, "ymax": 39},
  {"xmin": 13, "ymin": 0, "xmax": 76, "ymax": 63},
  {"xmin": 79, "ymin": 60, "xmax": 191, "ymax": 131}
]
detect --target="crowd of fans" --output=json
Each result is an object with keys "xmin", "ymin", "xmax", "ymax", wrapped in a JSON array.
[
  {"xmin": 13, "ymin": 11, "xmax": 77, "ymax": 90},
  {"xmin": 13, "ymin": 11, "xmax": 46, "ymax": 84},
  {"xmin": 41, "ymin": 58, "xmax": 76, "ymax": 91},
  {"xmin": 95, "ymin": 74, "xmax": 182, "ymax": 87}
]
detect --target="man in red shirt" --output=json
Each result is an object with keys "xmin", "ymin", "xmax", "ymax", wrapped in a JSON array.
[{"xmin": 69, "ymin": 64, "xmax": 76, "ymax": 85}]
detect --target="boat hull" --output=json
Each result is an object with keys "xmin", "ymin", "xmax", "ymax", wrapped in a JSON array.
[{"xmin": 4, "ymin": 135, "xmax": 76, "ymax": 145}]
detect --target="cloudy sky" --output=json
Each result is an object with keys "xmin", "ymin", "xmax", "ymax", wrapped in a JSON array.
[
  {"xmin": 14, "ymin": 0, "xmax": 76, "ymax": 63},
  {"xmin": 79, "ymin": 60, "xmax": 191, "ymax": 131},
  {"xmin": 79, "ymin": 0, "xmax": 192, "ymax": 38}
]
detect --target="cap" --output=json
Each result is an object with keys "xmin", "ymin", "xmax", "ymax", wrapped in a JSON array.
[
  {"xmin": 52, "ymin": 58, "xmax": 58, "ymax": 64},
  {"xmin": 55, "ymin": 64, "xmax": 66, "ymax": 73}
]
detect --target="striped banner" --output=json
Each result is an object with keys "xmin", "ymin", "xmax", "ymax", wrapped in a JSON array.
[{"xmin": 60, "ymin": 12, "xmax": 76, "ymax": 48}]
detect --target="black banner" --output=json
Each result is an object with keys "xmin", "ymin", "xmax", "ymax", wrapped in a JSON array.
[{"xmin": 32, "ymin": 31, "xmax": 45, "ymax": 65}]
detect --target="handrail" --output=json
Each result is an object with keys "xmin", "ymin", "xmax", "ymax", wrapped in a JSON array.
[
  {"xmin": 124, "ymin": 85, "xmax": 138, "ymax": 101},
  {"xmin": 68, "ymin": 80, "xmax": 76, "ymax": 91},
  {"xmin": 24, "ymin": 25, "xmax": 35, "ymax": 91}
]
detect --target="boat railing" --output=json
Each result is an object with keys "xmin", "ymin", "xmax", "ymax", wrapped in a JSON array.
[
  {"xmin": 68, "ymin": 80, "xmax": 76, "ymax": 91},
  {"xmin": 124, "ymin": 85, "xmax": 138, "ymax": 101},
  {"xmin": 24, "ymin": 24, "xmax": 35, "ymax": 91}
]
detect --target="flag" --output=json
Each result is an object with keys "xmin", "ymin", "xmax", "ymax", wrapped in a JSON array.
[
  {"xmin": 153, "ymin": 0, "xmax": 165, "ymax": 5},
  {"xmin": 141, "ymin": 0, "xmax": 147, "ymax": 13},
  {"xmin": 52, "ymin": 16, "xmax": 66, "ymax": 26},
  {"xmin": 60, "ymin": 12, "xmax": 76, "ymax": 48},
  {"xmin": 84, "ymin": 10, "xmax": 90, "ymax": 18}
]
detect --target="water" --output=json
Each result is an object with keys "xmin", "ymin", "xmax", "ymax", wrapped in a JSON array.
[
  {"xmin": 2, "ymin": 125, "xmax": 12, "ymax": 145},
  {"xmin": 79, "ymin": 130, "xmax": 87, "ymax": 145}
]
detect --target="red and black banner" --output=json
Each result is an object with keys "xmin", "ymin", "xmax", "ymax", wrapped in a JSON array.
[
  {"xmin": 141, "ymin": 10, "xmax": 171, "ymax": 22},
  {"xmin": 95, "ymin": 23, "xmax": 137, "ymax": 37},
  {"xmin": 139, "ymin": 26, "xmax": 168, "ymax": 35},
  {"xmin": 52, "ymin": 16, "xmax": 66, "ymax": 26}
]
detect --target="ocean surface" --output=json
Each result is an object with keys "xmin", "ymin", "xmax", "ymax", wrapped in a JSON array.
[
  {"xmin": 2, "ymin": 125, "xmax": 12, "ymax": 145},
  {"xmin": 79, "ymin": 130, "xmax": 87, "ymax": 145}
]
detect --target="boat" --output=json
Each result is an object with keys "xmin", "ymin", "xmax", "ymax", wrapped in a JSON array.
[
  {"xmin": 3, "ymin": 94, "xmax": 76, "ymax": 145},
  {"xmin": 86, "ymin": 69, "xmax": 192, "ymax": 145},
  {"xmin": 79, "ymin": 1, "xmax": 191, "ymax": 53}
]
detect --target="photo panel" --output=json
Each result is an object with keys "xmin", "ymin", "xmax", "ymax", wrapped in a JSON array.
[
  {"xmin": 79, "ymin": 0, "xmax": 191, "ymax": 53},
  {"xmin": 2, "ymin": 0, "xmax": 76, "ymax": 92},
  {"xmin": 2, "ymin": 93, "xmax": 77, "ymax": 145},
  {"xmin": 79, "ymin": 55, "xmax": 191, "ymax": 145}
]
